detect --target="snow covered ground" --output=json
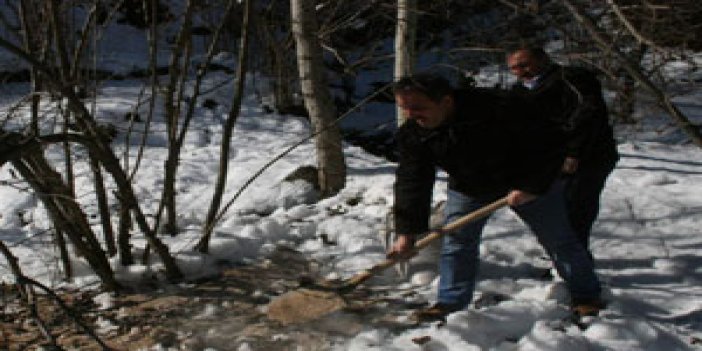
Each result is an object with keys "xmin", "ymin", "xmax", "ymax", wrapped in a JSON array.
[
  {"xmin": 1, "ymin": 70, "xmax": 701, "ymax": 350},
  {"xmin": 1, "ymin": 17, "xmax": 701, "ymax": 348}
]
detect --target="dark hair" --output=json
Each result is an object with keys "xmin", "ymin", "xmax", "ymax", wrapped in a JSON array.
[
  {"xmin": 506, "ymin": 45, "xmax": 549, "ymax": 62},
  {"xmin": 393, "ymin": 73, "xmax": 454, "ymax": 102}
]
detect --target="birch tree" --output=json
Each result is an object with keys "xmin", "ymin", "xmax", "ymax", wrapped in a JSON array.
[
  {"xmin": 394, "ymin": 0, "xmax": 417, "ymax": 126},
  {"xmin": 291, "ymin": 0, "xmax": 346, "ymax": 196}
]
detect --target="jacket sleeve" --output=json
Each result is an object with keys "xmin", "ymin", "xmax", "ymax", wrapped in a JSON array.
[
  {"xmin": 561, "ymin": 69, "xmax": 608, "ymax": 159},
  {"xmin": 393, "ymin": 126, "xmax": 436, "ymax": 236}
]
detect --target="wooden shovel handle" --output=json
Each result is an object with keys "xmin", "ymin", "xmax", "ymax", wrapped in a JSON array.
[{"xmin": 342, "ymin": 196, "xmax": 509, "ymax": 289}]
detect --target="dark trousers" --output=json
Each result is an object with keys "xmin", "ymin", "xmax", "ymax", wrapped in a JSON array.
[{"xmin": 564, "ymin": 160, "xmax": 616, "ymax": 250}]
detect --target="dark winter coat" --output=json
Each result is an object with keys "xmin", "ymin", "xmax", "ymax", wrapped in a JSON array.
[
  {"xmin": 511, "ymin": 64, "xmax": 619, "ymax": 169},
  {"xmin": 393, "ymin": 88, "xmax": 566, "ymax": 235}
]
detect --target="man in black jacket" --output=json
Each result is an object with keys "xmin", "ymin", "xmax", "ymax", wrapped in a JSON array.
[
  {"xmin": 387, "ymin": 73, "xmax": 602, "ymax": 321},
  {"xmin": 506, "ymin": 47, "xmax": 619, "ymax": 252}
]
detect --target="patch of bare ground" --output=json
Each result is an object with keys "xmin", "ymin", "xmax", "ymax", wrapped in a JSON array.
[{"xmin": 1, "ymin": 246, "xmax": 413, "ymax": 350}]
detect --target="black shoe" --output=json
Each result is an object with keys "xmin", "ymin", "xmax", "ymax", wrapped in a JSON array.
[
  {"xmin": 571, "ymin": 298, "xmax": 606, "ymax": 317},
  {"xmin": 410, "ymin": 303, "xmax": 461, "ymax": 323}
]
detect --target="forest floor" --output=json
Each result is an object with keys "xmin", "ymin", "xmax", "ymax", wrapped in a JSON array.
[{"xmin": 1, "ymin": 246, "xmax": 429, "ymax": 351}]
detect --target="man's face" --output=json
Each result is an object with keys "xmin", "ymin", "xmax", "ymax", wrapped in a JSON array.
[
  {"xmin": 507, "ymin": 50, "xmax": 545, "ymax": 82},
  {"xmin": 395, "ymin": 91, "xmax": 453, "ymax": 129}
]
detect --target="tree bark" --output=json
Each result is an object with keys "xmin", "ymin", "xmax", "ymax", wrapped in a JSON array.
[
  {"xmin": 19, "ymin": 0, "xmax": 41, "ymax": 135},
  {"xmin": 256, "ymin": 4, "xmax": 296, "ymax": 113},
  {"xmin": 394, "ymin": 0, "xmax": 417, "ymax": 126},
  {"xmin": 118, "ymin": 198, "xmax": 134, "ymax": 266},
  {"xmin": 197, "ymin": 0, "xmax": 252, "ymax": 253},
  {"xmin": 91, "ymin": 154, "xmax": 117, "ymax": 256},
  {"xmin": 157, "ymin": 0, "xmax": 195, "ymax": 237},
  {"xmin": 291, "ymin": 0, "xmax": 346, "ymax": 196}
]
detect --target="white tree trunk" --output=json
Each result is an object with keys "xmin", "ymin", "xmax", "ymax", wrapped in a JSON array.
[
  {"xmin": 394, "ymin": 0, "xmax": 417, "ymax": 126},
  {"xmin": 291, "ymin": 0, "xmax": 346, "ymax": 196}
]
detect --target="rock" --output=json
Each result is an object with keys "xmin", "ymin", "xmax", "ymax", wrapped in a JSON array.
[
  {"xmin": 267, "ymin": 289, "xmax": 347, "ymax": 325},
  {"xmin": 283, "ymin": 165, "xmax": 319, "ymax": 189},
  {"xmin": 135, "ymin": 296, "xmax": 188, "ymax": 311}
]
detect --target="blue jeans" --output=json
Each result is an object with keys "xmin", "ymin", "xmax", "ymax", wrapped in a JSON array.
[{"xmin": 438, "ymin": 180, "xmax": 601, "ymax": 309}]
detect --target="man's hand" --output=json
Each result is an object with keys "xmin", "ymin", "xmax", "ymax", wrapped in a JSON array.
[
  {"xmin": 507, "ymin": 190, "xmax": 537, "ymax": 207},
  {"xmin": 562, "ymin": 157, "xmax": 579, "ymax": 174},
  {"xmin": 387, "ymin": 234, "xmax": 416, "ymax": 260}
]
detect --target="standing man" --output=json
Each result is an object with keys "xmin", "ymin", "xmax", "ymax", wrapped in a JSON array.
[
  {"xmin": 387, "ymin": 73, "xmax": 603, "ymax": 322},
  {"xmin": 507, "ymin": 46, "xmax": 619, "ymax": 253}
]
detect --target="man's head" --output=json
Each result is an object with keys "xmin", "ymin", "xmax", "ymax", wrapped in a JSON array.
[
  {"xmin": 506, "ymin": 46, "xmax": 550, "ymax": 82},
  {"xmin": 393, "ymin": 73, "xmax": 455, "ymax": 129}
]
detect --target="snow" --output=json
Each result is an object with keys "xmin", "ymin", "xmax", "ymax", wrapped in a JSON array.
[
  {"xmin": 1, "ymin": 18, "xmax": 702, "ymax": 351},
  {"xmin": 3, "ymin": 78, "xmax": 701, "ymax": 349}
]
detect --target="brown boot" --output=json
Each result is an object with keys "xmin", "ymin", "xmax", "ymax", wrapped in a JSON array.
[
  {"xmin": 571, "ymin": 298, "xmax": 606, "ymax": 317},
  {"xmin": 410, "ymin": 303, "xmax": 460, "ymax": 323}
]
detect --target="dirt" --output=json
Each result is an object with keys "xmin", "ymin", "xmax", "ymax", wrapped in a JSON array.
[{"xmin": 0, "ymin": 246, "xmax": 426, "ymax": 351}]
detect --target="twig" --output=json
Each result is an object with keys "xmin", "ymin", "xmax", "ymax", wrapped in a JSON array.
[
  {"xmin": 128, "ymin": 0, "xmax": 159, "ymax": 182},
  {"xmin": 0, "ymin": 241, "xmax": 62, "ymax": 350},
  {"xmin": 606, "ymin": 0, "xmax": 657, "ymax": 48},
  {"xmin": 19, "ymin": 276, "xmax": 115, "ymax": 350}
]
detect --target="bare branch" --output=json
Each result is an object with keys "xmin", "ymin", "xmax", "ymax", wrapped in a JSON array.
[
  {"xmin": 561, "ymin": 0, "xmax": 702, "ymax": 148},
  {"xmin": 606, "ymin": 0, "xmax": 657, "ymax": 48},
  {"xmin": 20, "ymin": 275, "xmax": 115, "ymax": 350}
]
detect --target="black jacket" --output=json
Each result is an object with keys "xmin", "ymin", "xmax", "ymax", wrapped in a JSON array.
[
  {"xmin": 393, "ymin": 88, "xmax": 566, "ymax": 235},
  {"xmin": 511, "ymin": 65, "xmax": 619, "ymax": 169}
]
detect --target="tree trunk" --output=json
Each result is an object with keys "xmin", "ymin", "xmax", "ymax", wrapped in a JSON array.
[
  {"xmin": 197, "ymin": 0, "xmax": 252, "ymax": 253},
  {"xmin": 118, "ymin": 198, "xmax": 134, "ymax": 266},
  {"xmin": 3, "ymin": 134, "xmax": 118, "ymax": 291},
  {"xmin": 0, "ymin": 241, "xmax": 25, "ymax": 290},
  {"xmin": 158, "ymin": 0, "xmax": 196, "ymax": 237},
  {"xmin": 128, "ymin": 0, "xmax": 160, "ymax": 181},
  {"xmin": 48, "ymin": 0, "xmax": 77, "ymax": 281},
  {"xmin": 256, "ymin": 7, "xmax": 296, "ymax": 113},
  {"xmin": 90, "ymin": 154, "xmax": 117, "ymax": 256},
  {"xmin": 19, "ymin": 0, "xmax": 41, "ymax": 135},
  {"xmin": 394, "ymin": 0, "xmax": 417, "ymax": 126},
  {"xmin": 291, "ymin": 0, "xmax": 346, "ymax": 196},
  {"xmin": 561, "ymin": 0, "xmax": 702, "ymax": 148}
]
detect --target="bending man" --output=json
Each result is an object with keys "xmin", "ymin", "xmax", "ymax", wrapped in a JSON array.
[{"xmin": 387, "ymin": 73, "xmax": 603, "ymax": 321}]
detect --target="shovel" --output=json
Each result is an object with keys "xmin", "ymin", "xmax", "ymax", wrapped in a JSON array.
[{"xmin": 267, "ymin": 196, "xmax": 508, "ymax": 324}]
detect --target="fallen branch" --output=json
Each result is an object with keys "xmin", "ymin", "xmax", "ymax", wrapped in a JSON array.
[
  {"xmin": 0, "ymin": 241, "xmax": 61, "ymax": 349},
  {"xmin": 19, "ymin": 276, "xmax": 115, "ymax": 351}
]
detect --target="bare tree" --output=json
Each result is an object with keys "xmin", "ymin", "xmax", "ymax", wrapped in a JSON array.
[
  {"xmin": 254, "ymin": 1, "xmax": 297, "ymax": 114},
  {"xmin": 1, "ymin": 132, "xmax": 118, "ymax": 290},
  {"xmin": 0, "ymin": 36, "xmax": 184, "ymax": 281},
  {"xmin": 561, "ymin": 0, "xmax": 702, "ymax": 147},
  {"xmin": 156, "ymin": 0, "xmax": 196, "ymax": 236},
  {"xmin": 18, "ymin": 0, "xmax": 43, "ymax": 135},
  {"xmin": 291, "ymin": 0, "xmax": 346, "ymax": 196},
  {"xmin": 197, "ymin": 0, "xmax": 252, "ymax": 253}
]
